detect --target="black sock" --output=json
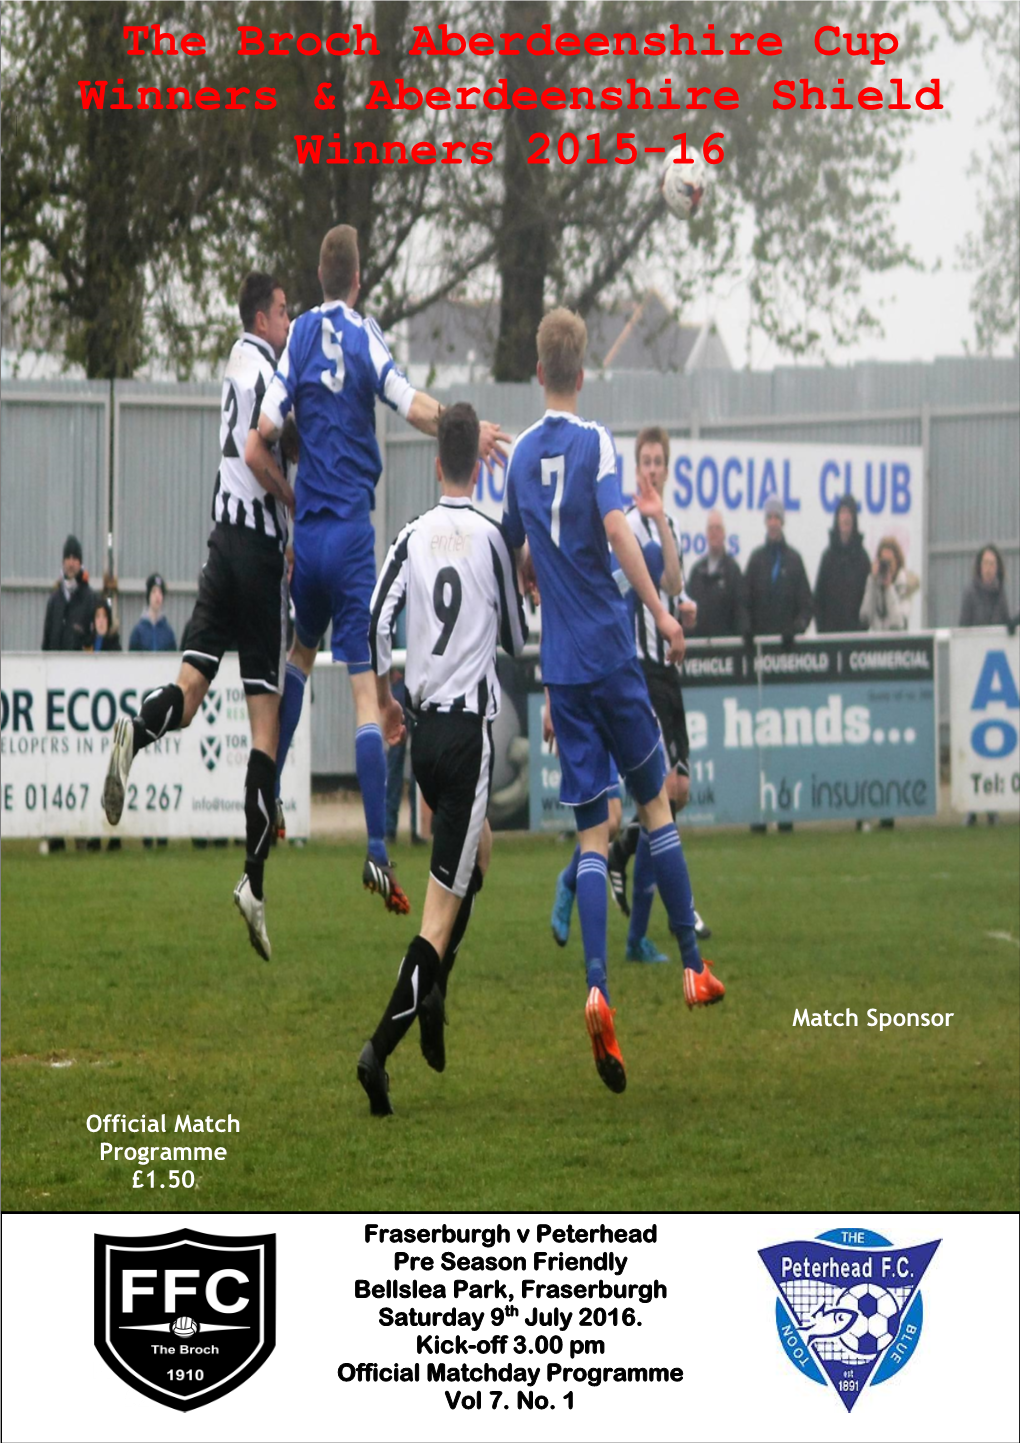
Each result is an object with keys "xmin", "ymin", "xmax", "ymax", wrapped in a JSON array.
[
  {"xmin": 371, "ymin": 935, "xmax": 440, "ymax": 1063},
  {"xmin": 133, "ymin": 684, "xmax": 184, "ymax": 752},
  {"xmin": 610, "ymin": 817, "xmax": 641, "ymax": 867},
  {"xmin": 441, "ymin": 864, "xmax": 484, "ymax": 996},
  {"xmin": 244, "ymin": 749, "xmax": 276, "ymax": 900}
]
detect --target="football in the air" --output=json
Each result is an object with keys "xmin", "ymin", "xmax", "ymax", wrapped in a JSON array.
[{"xmin": 661, "ymin": 148, "xmax": 708, "ymax": 220}]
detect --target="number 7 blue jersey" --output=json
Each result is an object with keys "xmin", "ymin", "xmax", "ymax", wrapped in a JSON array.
[
  {"xmin": 262, "ymin": 300, "xmax": 415, "ymax": 523},
  {"xmin": 501, "ymin": 409, "xmax": 634, "ymax": 685}
]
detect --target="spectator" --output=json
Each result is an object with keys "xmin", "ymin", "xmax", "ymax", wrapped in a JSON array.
[
  {"xmin": 42, "ymin": 535, "xmax": 96, "ymax": 651},
  {"xmin": 814, "ymin": 495, "xmax": 870, "ymax": 633},
  {"xmin": 129, "ymin": 573, "xmax": 177, "ymax": 651},
  {"xmin": 91, "ymin": 599, "xmax": 122, "ymax": 652},
  {"xmin": 959, "ymin": 545, "xmax": 1011, "ymax": 628},
  {"xmin": 743, "ymin": 498, "xmax": 812, "ymax": 644},
  {"xmin": 860, "ymin": 538, "xmax": 919, "ymax": 632},
  {"xmin": 686, "ymin": 509, "xmax": 748, "ymax": 637}
]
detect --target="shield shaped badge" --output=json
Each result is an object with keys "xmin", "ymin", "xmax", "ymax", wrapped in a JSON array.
[{"xmin": 95, "ymin": 1229, "xmax": 275, "ymax": 1410}]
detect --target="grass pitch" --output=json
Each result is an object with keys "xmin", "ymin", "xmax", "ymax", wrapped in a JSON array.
[{"xmin": 2, "ymin": 826, "xmax": 1018, "ymax": 1213}]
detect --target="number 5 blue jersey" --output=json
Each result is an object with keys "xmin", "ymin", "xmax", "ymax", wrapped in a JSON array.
[
  {"xmin": 262, "ymin": 300, "xmax": 415, "ymax": 523},
  {"xmin": 501, "ymin": 409, "xmax": 634, "ymax": 685}
]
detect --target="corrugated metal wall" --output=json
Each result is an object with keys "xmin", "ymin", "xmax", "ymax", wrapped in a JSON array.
[
  {"xmin": 3, "ymin": 358, "xmax": 1018, "ymax": 771},
  {"xmin": 1, "ymin": 381, "xmax": 110, "ymax": 650}
]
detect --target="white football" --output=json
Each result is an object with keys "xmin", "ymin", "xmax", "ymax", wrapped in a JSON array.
[
  {"xmin": 172, "ymin": 1316, "xmax": 198, "ymax": 1337},
  {"xmin": 661, "ymin": 148, "xmax": 708, "ymax": 220}
]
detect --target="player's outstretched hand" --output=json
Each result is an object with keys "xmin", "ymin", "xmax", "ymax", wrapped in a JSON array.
[
  {"xmin": 634, "ymin": 470, "xmax": 664, "ymax": 520},
  {"xmin": 659, "ymin": 612, "xmax": 686, "ymax": 665},
  {"xmin": 380, "ymin": 696, "xmax": 406, "ymax": 748},
  {"xmin": 478, "ymin": 421, "xmax": 512, "ymax": 466}
]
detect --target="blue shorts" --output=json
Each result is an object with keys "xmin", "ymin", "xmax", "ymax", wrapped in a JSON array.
[
  {"xmin": 291, "ymin": 512, "xmax": 375, "ymax": 672},
  {"xmin": 548, "ymin": 656, "xmax": 665, "ymax": 811}
]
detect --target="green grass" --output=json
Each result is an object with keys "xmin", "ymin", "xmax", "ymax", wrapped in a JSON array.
[{"xmin": 2, "ymin": 827, "xmax": 1018, "ymax": 1212}]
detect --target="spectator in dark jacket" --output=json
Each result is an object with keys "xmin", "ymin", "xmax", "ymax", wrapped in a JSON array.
[
  {"xmin": 686, "ymin": 510, "xmax": 749, "ymax": 638},
  {"xmin": 42, "ymin": 535, "xmax": 96, "ymax": 651},
  {"xmin": 743, "ymin": 499, "xmax": 812, "ymax": 643},
  {"xmin": 959, "ymin": 545, "xmax": 1011, "ymax": 627},
  {"xmin": 814, "ymin": 496, "xmax": 870, "ymax": 633},
  {"xmin": 91, "ymin": 599, "xmax": 122, "ymax": 652},
  {"xmin": 129, "ymin": 573, "xmax": 177, "ymax": 651}
]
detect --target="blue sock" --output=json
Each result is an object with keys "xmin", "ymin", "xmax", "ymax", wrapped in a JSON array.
[
  {"xmin": 576, "ymin": 852, "xmax": 609, "ymax": 1001},
  {"xmin": 275, "ymin": 662, "xmax": 307, "ymax": 799},
  {"xmin": 647, "ymin": 822, "xmax": 703, "ymax": 973},
  {"xmin": 627, "ymin": 830, "xmax": 656, "ymax": 949},
  {"xmin": 562, "ymin": 844, "xmax": 580, "ymax": 893},
  {"xmin": 356, "ymin": 722, "xmax": 388, "ymax": 864}
]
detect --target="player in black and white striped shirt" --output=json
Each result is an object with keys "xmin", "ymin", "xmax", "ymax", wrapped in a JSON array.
[
  {"xmin": 607, "ymin": 426, "xmax": 712, "ymax": 951},
  {"xmin": 356, "ymin": 404, "xmax": 527, "ymax": 1115},
  {"xmin": 102, "ymin": 274, "xmax": 294, "ymax": 960}
]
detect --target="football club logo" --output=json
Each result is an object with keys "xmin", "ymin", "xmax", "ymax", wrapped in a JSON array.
[
  {"xmin": 95, "ymin": 1229, "xmax": 275, "ymax": 1411},
  {"xmin": 759, "ymin": 1228, "xmax": 939, "ymax": 1413},
  {"xmin": 200, "ymin": 736, "xmax": 222, "ymax": 771},
  {"xmin": 200, "ymin": 691, "xmax": 222, "ymax": 723}
]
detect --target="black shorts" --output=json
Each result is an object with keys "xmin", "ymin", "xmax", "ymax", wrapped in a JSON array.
[
  {"xmin": 411, "ymin": 711, "xmax": 493, "ymax": 898},
  {"xmin": 641, "ymin": 661, "xmax": 690, "ymax": 776},
  {"xmin": 182, "ymin": 524, "xmax": 288, "ymax": 696}
]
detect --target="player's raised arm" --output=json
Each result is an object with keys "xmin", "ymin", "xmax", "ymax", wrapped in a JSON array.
[
  {"xmin": 408, "ymin": 394, "xmax": 510, "ymax": 464},
  {"xmin": 604, "ymin": 510, "xmax": 684, "ymax": 665},
  {"xmin": 363, "ymin": 315, "xmax": 510, "ymax": 461},
  {"xmin": 634, "ymin": 471, "xmax": 684, "ymax": 597}
]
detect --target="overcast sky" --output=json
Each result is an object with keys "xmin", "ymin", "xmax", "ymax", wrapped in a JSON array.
[{"xmin": 700, "ymin": 12, "xmax": 1005, "ymax": 368}]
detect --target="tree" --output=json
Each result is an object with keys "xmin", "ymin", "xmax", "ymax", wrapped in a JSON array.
[
  {"xmin": 1, "ymin": 0, "xmax": 949, "ymax": 378},
  {"xmin": 959, "ymin": 2, "xmax": 1019, "ymax": 354},
  {"xmin": 0, "ymin": 1, "xmax": 248, "ymax": 376},
  {"xmin": 479, "ymin": 0, "xmax": 934, "ymax": 376}
]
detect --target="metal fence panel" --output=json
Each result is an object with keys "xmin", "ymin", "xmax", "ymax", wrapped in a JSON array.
[
  {"xmin": 308, "ymin": 666, "xmax": 358, "ymax": 775},
  {"xmin": 929, "ymin": 414, "xmax": 1020, "ymax": 549},
  {"xmin": 1, "ymin": 382, "xmax": 108, "ymax": 648},
  {"xmin": 115, "ymin": 383, "xmax": 221, "ymax": 590},
  {"xmin": 3, "ymin": 359, "xmax": 1018, "ymax": 760}
]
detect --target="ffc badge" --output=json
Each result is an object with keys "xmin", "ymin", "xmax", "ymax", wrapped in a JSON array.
[
  {"xmin": 94, "ymin": 1229, "xmax": 275, "ymax": 1411},
  {"xmin": 760, "ymin": 1228, "xmax": 939, "ymax": 1413}
]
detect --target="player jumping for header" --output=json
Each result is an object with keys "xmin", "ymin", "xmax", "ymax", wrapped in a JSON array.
[
  {"xmin": 502, "ymin": 309, "xmax": 724, "ymax": 1094},
  {"xmin": 357, "ymin": 404, "xmax": 527, "ymax": 1115},
  {"xmin": 102, "ymin": 273, "xmax": 293, "ymax": 959},
  {"xmin": 249, "ymin": 225, "xmax": 509, "ymax": 915}
]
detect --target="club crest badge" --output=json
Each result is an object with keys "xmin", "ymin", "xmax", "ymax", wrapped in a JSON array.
[
  {"xmin": 759, "ymin": 1227, "xmax": 939, "ymax": 1413},
  {"xmin": 95, "ymin": 1229, "xmax": 275, "ymax": 1410}
]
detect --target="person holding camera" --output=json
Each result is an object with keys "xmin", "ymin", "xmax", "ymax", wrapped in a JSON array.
[{"xmin": 859, "ymin": 537, "xmax": 918, "ymax": 632}]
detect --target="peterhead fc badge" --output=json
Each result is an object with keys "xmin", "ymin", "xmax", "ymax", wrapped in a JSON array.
[
  {"xmin": 760, "ymin": 1227, "xmax": 939, "ymax": 1413},
  {"xmin": 95, "ymin": 1229, "xmax": 275, "ymax": 1410}
]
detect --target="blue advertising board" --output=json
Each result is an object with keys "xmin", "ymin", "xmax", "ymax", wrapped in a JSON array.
[{"xmin": 528, "ymin": 636, "xmax": 938, "ymax": 830}]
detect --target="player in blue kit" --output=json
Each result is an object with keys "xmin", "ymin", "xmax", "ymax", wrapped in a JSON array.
[
  {"xmin": 248, "ymin": 225, "xmax": 508, "ymax": 912},
  {"xmin": 502, "ymin": 308, "xmax": 724, "ymax": 1094}
]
